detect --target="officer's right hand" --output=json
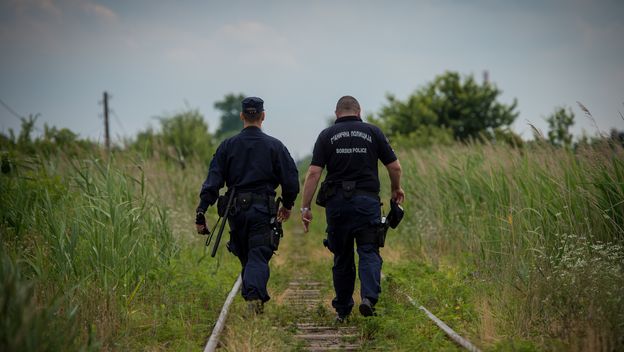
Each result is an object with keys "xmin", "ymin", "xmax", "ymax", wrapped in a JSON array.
[
  {"xmin": 301, "ymin": 209, "xmax": 312, "ymax": 233},
  {"xmin": 196, "ymin": 224, "xmax": 209, "ymax": 234},
  {"xmin": 392, "ymin": 188, "xmax": 405, "ymax": 205},
  {"xmin": 195, "ymin": 212, "xmax": 210, "ymax": 235},
  {"xmin": 277, "ymin": 206, "xmax": 291, "ymax": 222}
]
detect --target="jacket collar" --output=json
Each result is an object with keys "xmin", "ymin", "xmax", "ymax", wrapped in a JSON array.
[
  {"xmin": 335, "ymin": 116, "xmax": 362, "ymax": 124},
  {"xmin": 242, "ymin": 126, "xmax": 262, "ymax": 132}
]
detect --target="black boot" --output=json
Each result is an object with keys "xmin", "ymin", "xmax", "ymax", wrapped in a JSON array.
[
  {"xmin": 247, "ymin": 299, "xmax": 264, "ymax": 315},
  {"xmin": 359, "ymin": 298, "xmax": 375, "ymax": 317}
]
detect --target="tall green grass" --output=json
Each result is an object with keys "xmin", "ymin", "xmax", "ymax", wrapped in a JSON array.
[
  {"xmin": 388, "ymin": 142, "xmax": 624, "ymax": 350},
  {"xmin": 1, "ymin": 155, "xmax": 176, "ymax": 350}
]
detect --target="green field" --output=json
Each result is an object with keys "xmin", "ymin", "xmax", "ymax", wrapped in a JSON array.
[{"xmin": 1, "ymin": 140, "xmax": 623, "ymax": 351}]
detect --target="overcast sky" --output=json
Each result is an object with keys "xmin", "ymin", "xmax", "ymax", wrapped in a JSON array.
[{"xmin": 1, "ymin": 0, "xmax": 623, "ymax": 159}]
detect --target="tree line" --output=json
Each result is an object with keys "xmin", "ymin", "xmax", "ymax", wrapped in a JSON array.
[{"xmin": 1, "ymin": 71, "xmax": 621, "ymax": 167}]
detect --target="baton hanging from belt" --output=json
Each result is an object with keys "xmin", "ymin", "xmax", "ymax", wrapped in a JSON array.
[{"xmin": 211, "ymin": 188, "xmax": 236, "ymax": 258}]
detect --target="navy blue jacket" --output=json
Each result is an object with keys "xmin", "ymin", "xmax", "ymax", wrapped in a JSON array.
[{"xmin": 197, "ymin": 126, "xmax": 299, "ymax": 211}]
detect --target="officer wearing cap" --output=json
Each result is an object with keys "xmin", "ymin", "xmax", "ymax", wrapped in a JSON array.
[
  {"xmin": 300, "ymin": 95, "xmax": 404, "ymax": 322},
  {"xmin": 195, "ymin": 96, "xmax": 299, "ymax": 312}
]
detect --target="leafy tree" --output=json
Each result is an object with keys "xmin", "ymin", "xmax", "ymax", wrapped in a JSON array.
[
  {"xmin": 546, "ymin": 106, "xmax": 575, "ymax": 148},
  {"xmin": 133, "ymin": 109, "xmax": 214, "ymax": 168},
  {"xmin": 373, "ymin": 71, "xmax": 518, "ymax": 142},
  {"xmin": 214, "ymin": 93, "xmax": 245, "ymax": 139}
]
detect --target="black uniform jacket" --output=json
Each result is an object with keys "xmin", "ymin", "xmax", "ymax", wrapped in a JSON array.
[
  {"xmin": 197, "ymin": 126, "xmax": 299, "ymax": 212},
  {"xmin": 311, "ymin": 116, "xmax": 397, "ymax": 194}
]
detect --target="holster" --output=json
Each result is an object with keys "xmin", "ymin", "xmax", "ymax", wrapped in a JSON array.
[
  {"xmin": 268, "ymin": 197, "xmax": 281, "ymax": 250},
  {"xmin": 269, "ymin": 220, "xmax": 283, "ymax": 251},
  {"xmin": 245, "ymin": 197, "xmax": 281, "ymax": 251},
  {"xmin": 316, "ymin": 181, "xmax": 336, "ymax": 207},
  {"xmin": 354, "ymin": 224, "xmax": 388, "ymax": 248},
  {"xmin": 247, "ymin": 223, "xmax": 282, "ymax": 251}
]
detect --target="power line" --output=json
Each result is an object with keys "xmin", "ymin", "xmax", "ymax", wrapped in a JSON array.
[
  {"xmin": 111, "ymin": 109, "xmax": 127, "ymax": 135},
  {"xmin": 0, "ymin": 98, "xmax": 25, "ymax": 121},
  {"xmin": 0, "ymin": 98, "xmax": 44, "ymax": 133}
]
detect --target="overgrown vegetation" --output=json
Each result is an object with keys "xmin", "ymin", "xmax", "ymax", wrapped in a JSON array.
[
  {"xmin": 2, "ymin": 83, "xmax": 623, "ymax": 351},
  {"xmin": 385, "ymin": 142, "xmax": 624, "ymax": 350},
  {"xmin": 131, "ymin": 109, "xmax": 215, "ymax": 168}
]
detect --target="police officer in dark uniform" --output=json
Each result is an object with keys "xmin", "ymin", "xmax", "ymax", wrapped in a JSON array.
[
  {"xmin": 195, "ymin": 97, "xmax": 299, "ymax": 312},
  {"xmin": 300, "ymin": 96, "xmax": 404, "ymax": 322}
]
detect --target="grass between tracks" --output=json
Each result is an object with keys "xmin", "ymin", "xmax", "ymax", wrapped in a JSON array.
[{"xmin": 218, "ymin": 210, "xmax": 476, "ymax": 351}]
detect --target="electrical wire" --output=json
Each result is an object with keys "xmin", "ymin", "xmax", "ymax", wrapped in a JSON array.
[{"xmin": 0, "ymin": 98, "xmax": 25, "ymax": 120}]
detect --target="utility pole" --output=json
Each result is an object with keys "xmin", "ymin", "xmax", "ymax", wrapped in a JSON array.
[{"xmin": 103, "ymin": 91, "xmax": 110, "ymax": 151}]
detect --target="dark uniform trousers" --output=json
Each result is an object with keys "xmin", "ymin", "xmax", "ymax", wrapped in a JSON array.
[
  {"xmin": 325, "ymin": 194, "xmax": 382, "ymax": 316},
  {"xmin": 227, "ymin": 201, "xmax": 274, "ymax": 303}
]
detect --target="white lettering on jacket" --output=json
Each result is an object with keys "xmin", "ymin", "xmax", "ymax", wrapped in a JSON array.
[
  {"xmin": 330, "ymin": 130, "xmax": 372, "ymax": 144},
  {"xmin": 336, "ymin": 147, "xmax": 367, "ymax": 154}
]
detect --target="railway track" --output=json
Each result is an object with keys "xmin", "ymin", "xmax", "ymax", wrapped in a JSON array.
[
  {"xmin": 282, "ymin": 278, "xmax": 362, "ymax": 351},
  {"xmin": 204, "ymin": 225, "xmax": 480, "ymax": 351}
]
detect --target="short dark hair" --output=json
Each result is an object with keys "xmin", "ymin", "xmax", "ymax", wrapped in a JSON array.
[
  {"xmin": 335, "ymin": 96, "xmax": 360, "ymax": 114},
  {"xmin": 242, "ymin": 111, "xmax": 262, "ymax": 122}
]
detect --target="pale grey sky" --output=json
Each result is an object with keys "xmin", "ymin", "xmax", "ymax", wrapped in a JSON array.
[{"xmin": 1, "ymin": 0, "xmax": 623, "ymax": 158}]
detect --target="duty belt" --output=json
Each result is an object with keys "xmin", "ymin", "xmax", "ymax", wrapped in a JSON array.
[
  {"xmin": 235, "ymin": 192, "xmax": 273, "ymax": 212},
  {"xmin": 338, "ymin": 188, "xmax": 379, "ymax": 200},
  {"xmin": 236, "ymin": 192, "xmax": 269, "ymax": 204}
]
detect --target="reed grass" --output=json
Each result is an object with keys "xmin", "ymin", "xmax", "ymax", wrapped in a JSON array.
[
  {"xmin": 0, "ymin": 155, "xmax": 177, "ymax": 350},
  {"xmin": 385, "ymin": 142, "xmax": 624, "ymax": 350}
]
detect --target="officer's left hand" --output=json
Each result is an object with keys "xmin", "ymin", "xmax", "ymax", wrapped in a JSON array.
[
  {"xmin": 277, "ymin": 206, "xmax": 291, "ymax": 222},
  {"xmin": 301, "ymin": 209, "xmax": 312, "ymax": 233}
]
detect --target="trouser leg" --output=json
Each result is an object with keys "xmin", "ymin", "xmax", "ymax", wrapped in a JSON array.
[
  {"xmin": 331, "ymin": 244, "xmax": 356, "ymax": 316},
  {"xmin": 241, "ymin": 244, "xmax": 273, "ymax": 302},
  {"xmin": 357, "ymin": 243, "xmax": 382, "ymax": 304}
]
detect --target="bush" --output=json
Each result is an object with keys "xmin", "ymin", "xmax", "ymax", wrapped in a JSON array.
[{"xmin": 131, "ymin": 109, "xmax": 214, "ymax": 168}]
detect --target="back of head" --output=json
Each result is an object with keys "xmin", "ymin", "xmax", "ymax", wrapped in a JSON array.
[
  {"xmin": 335, "ymin": 96, "xmax": 361, "ymax": 117},
  {"xmin": 241, "ymin": 96, "xmax": 264, "ymax": 122}
]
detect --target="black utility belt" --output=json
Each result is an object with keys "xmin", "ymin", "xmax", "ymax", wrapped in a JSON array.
[
  {"xmin": 316, "ymin": 180, "xmax": 378, "ymax": 207},
  {"xmin": 236, "ymin": 192, "xmax": 269, "ymax": 204},
  {"xmin": 217, "ymin": 192, "xmax": 274, "ymax": 216}
]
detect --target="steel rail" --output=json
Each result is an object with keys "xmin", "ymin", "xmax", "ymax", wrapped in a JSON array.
[
  {"xmin": 203, "ymin": 274, "xmax": 242, "ymax": 352},
  {"xmin": 405, "ymin": 294, "xmax": 481, "ymax": 352}
]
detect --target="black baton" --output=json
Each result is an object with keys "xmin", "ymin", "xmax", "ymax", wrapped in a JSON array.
[{"xmin": 211, "ymin": 188, "xmax": 236, "ymax": 257}]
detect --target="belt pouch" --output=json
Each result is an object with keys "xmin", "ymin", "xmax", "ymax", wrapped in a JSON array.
[
  {"xmin": 238, "ymin": 193, "xmax": 252, "ymax": 211},
  {"xmin": 316, "ymin": 181, "xmax": 336, "ymax": 207},
  {"xmin": 341, "ymin": 181, "xmax": 356, "ymax": 199}
]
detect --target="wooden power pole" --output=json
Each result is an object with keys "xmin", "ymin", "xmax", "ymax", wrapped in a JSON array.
[{"xmin": 103, "ymin": 91, "xmax": 110, "ymax": 151}]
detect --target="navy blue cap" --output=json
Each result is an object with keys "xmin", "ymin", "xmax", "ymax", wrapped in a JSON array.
[
  {"xmin": 241, "ymin": 97, "xmax": 264, "ymax": 114},
  {"xmin": 387, "ymin": 198, "xmax": 404, "ymax": 229}
]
